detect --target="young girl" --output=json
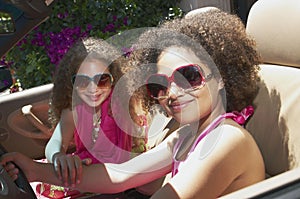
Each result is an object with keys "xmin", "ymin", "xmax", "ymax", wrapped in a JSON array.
[
  {"xmin": 46, "ymin": 37, "xmax": 132, "ymax": 165},
  {"xmin": 1, "ymin": 8, "xmax": 265, "ymax": 198},
  {"xmin": 36, "ymin": 37, "xmax": 143, "ymax": 198}
]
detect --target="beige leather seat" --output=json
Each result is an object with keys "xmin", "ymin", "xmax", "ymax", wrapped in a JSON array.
[
  {"xmin": 220, "ymin": 0, "xmax": 300, "ymax": 197},
  {"xmin": 244, "ymin": 0, "xmax": 300, "ymax": 177}
]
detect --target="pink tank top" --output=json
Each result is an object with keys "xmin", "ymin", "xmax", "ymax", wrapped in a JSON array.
[
  {"xmin": 74, "ymin": 93, "xmax": 132, "ymax": 164},
  {"xmin": 172, "ymin": 106, "xmax": 254, "ymax": 176}
]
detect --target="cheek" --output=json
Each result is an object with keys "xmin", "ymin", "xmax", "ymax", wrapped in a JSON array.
[
  {"xmin": 76, "ymin": 90, "xmax": 84, "ymax": 100},
  {"xmin": 102, "ymin": 88, "xmax": 112, "ymax": 97},
  {"xmin": 163, "ymin": 89, "xmax": 213, "ymax": 124},
  {"xmin": 195, "ymin": 89, "xmax": 215, "ymax": 117}
]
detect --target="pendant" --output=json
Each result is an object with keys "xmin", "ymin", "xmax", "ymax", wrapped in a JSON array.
[
  {"xmin": 92, "ymin": 127, "xmax": 99, "ymax": 143},
  {"xmin": 92, "ymin": 111, "xmax": 102, "ymax": 143}
]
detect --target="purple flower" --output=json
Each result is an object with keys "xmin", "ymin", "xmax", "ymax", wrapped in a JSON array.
[
  {"xmin": 57, "ymin": 12, "xmax": 69, "ymax": 19},
  {"xmin": 123, "ymin": 16, "xmax": 128, "ymax": 26},
  {"xmin": 86, "ymin": 24, "xmax": 93, "ymax": 31},
  {"xmin": 103, "ymin": 23, "xmax": 115, "ymax": 33},
  {"xmin": 31, "ymin": 32, "xmax": 46, "ymax": 46},
  {"xmin": 44, "ymin": 26, "xmax": 89, "ymax": 65}
]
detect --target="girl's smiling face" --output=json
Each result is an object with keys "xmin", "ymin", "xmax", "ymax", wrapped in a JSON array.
[
  {"xmin": 156, "ymin": 46, "xmax": 222, "ymax": 125},
  {"xmin": 75, "ymin": 59, "xmax": 112, "ymax": 109}
]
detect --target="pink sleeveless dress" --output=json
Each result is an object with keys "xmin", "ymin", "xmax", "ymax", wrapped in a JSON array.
[
  {"xmin": 74, "ymin": 93, "xmax": 132, "ymax": 164},
  {"xmin": 172, "ymin": 106, "xmax": 254, "ymax": 176},
  {"xmin": 34, "ymin": 93, "xmax": 133, "ymax": 198}
]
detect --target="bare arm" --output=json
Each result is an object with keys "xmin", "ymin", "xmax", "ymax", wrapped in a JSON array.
[
  {"xmin": 78, "ymin": 143, "xmax": 173, "ymax": 193},
  {"xmin": 1, "ymin": 131, "xmax": 175, "ymax": 194},
  {"xmin": 45, "ymin": 109, "xmax": 75, "ymax": 162},
  {"xmin": 45, "ymin": 109, "xmax": 83, "ymax": 186}
]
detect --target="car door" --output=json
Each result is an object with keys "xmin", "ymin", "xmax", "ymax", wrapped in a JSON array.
[
  {"xmin": 0, "ymin": 84, "xmax": 53, "ymax": 158},
  {"xmin": 0, "ymin": 0, "xmax": 56, "ymax": 159}
]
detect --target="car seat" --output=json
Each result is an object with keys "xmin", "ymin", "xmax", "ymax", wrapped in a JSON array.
[
  {"xmin": 219, "ymin": 0, "xmax": 300, "ymax": 198},
  {"xmin": 244, "ymin": 0, "xmax": 300, "ymax": 178}
]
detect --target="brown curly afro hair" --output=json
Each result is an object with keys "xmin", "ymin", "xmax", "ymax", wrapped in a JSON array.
[
  {"xmin": 124, "ymin": 8, "xmax": 261, "ymax": 113},
  {"xmin": 49, "ymin": 37, "xmax": 122, "ymax": 126}
]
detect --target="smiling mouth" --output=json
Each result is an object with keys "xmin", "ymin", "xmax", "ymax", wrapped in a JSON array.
[
  {"xmin": 88, "ymin": 94, "xmax": 101, "ymax": 101},
  {"xmin": 169, "ymin": 99, "xmax": 194, "ymax": 112}
]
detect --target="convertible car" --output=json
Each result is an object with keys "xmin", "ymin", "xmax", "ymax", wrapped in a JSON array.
[{"xmin": 1, "ymin": 0, "xmax": 300, "ymax": 198}]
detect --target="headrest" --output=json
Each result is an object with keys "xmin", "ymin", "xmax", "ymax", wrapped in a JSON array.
[
  {"xmin": 246, "ymin": 0, "xmax": 300, "ymax": 67},
  {"xmin": 185, "ymin": 7, "xmax": 219, "ymax": 19}
]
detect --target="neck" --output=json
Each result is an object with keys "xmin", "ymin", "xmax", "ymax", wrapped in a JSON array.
[{"xmin": 192, "ymin": 100, "xmax": 225, "ymax": 138}]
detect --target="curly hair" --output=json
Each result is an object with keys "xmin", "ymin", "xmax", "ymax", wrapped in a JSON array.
[
  {"xmin": 125, "ymin": 8, "xmax": 261, "ymax": 113},
  {"xmin": 49, "ymin": 37, "xmax": 123, "ymax": 126}
]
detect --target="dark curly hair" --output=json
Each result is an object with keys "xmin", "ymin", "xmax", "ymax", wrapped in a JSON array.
[
  {"xmin": 49, "ymin": 37, "xmax": 123, "ymax": 126},
  {"xmin": 124, "ymin": 8, "xmax": 261, "ymax": 113}
]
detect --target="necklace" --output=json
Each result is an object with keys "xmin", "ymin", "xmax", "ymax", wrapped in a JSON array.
[{"xmin": 92, "ymin": 110, "xmax": 102, "ymax": 143}]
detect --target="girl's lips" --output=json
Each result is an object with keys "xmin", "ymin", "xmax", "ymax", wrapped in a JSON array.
[
  {"xmin": 88, "ymin": 94, "xmax": 101, "ymax": 101},
  {"xmin": 169, "ymin": 99, "xmax": 194, "ymax": 112}
]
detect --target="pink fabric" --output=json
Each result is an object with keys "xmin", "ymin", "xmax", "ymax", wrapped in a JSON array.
[
  {"xmin": 74, "ymin": 93, "xmax": 132, "ymax": 164},
  {"xmin": 172, "ymin": 106, "xmax": 254, "ymax": 176}
]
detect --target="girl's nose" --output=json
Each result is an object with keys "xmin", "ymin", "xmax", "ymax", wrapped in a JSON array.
[{"xmin": 86, "ymin": 81, "xmax": 98, "ymax": 92}]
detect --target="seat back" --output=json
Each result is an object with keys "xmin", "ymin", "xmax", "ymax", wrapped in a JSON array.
[{"xmin": 245, "ymin": 0, "xmax": 300, "ymax": 177}]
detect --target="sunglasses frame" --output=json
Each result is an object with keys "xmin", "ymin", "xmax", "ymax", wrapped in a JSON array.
[
  {"xmin": 72, "ymin": 73, "xmax": 114, "ymax": 89},
  {"xmin": 146, "ymin": 64, "xmax": 213, "ymax": 100}
]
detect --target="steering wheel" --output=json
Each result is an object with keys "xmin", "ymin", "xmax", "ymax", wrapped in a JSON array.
[{"xmin": 0, "ymin": 145, "xmax": 37, "ymax": 199}]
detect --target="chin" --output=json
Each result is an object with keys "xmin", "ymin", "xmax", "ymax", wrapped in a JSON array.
[
  {"xmin": 85, "ymin": 101, "xmax": 101, "ymax": 108},
  {"xmin": 173, "ymin": 113, "xmax": 198, "ymax": 125}
]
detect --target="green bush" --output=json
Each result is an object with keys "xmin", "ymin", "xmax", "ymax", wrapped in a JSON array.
[{"xmin": 4, "ymin": 0, "xmax": 183, "ymax": 89}]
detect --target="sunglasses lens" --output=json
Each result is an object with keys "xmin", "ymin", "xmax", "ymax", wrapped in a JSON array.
[
  {"xmin": 146, "ymin": 75, "xmax": 168, "ymax": 98},
  {"xmin": 146, "ymin": 65, "xmax": 205, "ymax": 99},
  {"xmin": 72, "ymin": 76, "xmax": 90, "ymax": 89},
  {"xmin": 95, "ymin": 74, "xmax": 112, "ymax": 88},
  {"xmin": 175, "ymin": 65, "xmax": 203, "ymax": 89},
  {"xmin": 72, "ymin": 74, "xmax": 112, "ymax": 89}
]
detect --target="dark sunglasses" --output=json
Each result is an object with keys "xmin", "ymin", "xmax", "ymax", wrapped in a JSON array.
[
  {"xmin": 72, "ymin": 73, "xmax": 113, "ymax": 89},
  {"xmin": 146, "ymin": 64, "xmax": 213, "ymax": 100}
]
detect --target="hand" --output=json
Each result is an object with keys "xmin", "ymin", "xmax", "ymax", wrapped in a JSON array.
[
  {"xmin": 0, "ymin": 152, "xmax": 36, "ymax": 182},
  {"xmin": 52, "ymin": 152, "xmax": 91, "ymax": 187},
  {"xmin": 2, "ymin": 162, "xmax": 19, "ymax": 181}
]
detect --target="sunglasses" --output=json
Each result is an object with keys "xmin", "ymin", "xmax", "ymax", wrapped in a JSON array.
[
  {"xmin": 146, "ymin": 64, "xmax": 213, "ymax": 100},
  {"xmin": 72, "ymin": 73, "xmax": 113, "ymax": 89}
]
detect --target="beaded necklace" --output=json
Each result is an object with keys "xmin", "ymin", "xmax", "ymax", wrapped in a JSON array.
[{"xmin": 92, "ymin": 110, "xmax": 102, "ymax": 143}]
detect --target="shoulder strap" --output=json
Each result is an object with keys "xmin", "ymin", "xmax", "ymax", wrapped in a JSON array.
[{"xmin": 190, "ymin": 105, "xmax": 254, "ymax": 152}]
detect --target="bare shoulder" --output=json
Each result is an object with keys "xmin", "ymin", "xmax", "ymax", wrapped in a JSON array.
[
  {"xmin": 208, "ymin": 119, "xmax": 261, "ymax": 158},
  {"xmin": 223, "ymin": 117, "xmax": 264, "ymax": 156},
  {"xmin": 166, "ymin": 119, "xmax": 265, "ymax": 198}
]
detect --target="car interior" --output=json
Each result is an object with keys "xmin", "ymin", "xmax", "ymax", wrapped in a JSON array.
[
  {"xmin": 221, "ymin": 0, "xmax": 300, "ymax": 197},
  {"xmin": 0, "ymin": 0, "xmax": 56, "ymax": 160},
  {"xmin": 1, "ymin": 0, "xmax": 300, "ymax": 198}
]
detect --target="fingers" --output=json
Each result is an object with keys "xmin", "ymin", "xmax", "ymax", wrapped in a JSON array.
[
  {"xmin": 67, "ymin": 155, "xmax": 82, "ymax": 187},
  {"xmin": 53, "ymin": 154, "xmax": 82, "ymax": 187},
  {"xmin": 74, "ymin": 156, "xmax": 82, "ymax": 185},
  {"xmin": 1, "ymin": 152, "xmax": 37, "ymax": 182},
  {"xmin": 53, "ymin": 158, "xmax": 63, "ymax": 180},
  {"xmin": 1, "ymin": 152, "xmax": 23, "ymax": 181},
  {"xmin": 82, "ymin": 158, "xmax": 92, "ymax": 166},
  {"xmin": 3, "ymin": 162, "xmax": 19, "ymax": 181}
]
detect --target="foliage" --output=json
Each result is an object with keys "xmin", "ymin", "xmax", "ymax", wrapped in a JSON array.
[{"xmin": 3, "ymin": 0, "xmax": 183, "ymax": 89}]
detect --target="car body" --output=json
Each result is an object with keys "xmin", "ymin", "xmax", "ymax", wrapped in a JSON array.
[
  {"xmin": 0, "ymin": 0, "xmax": 55, "ymax": 160},
  {"xmin": 1, "ymin": 0, "xmax": 300, "ymax": 198}
]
